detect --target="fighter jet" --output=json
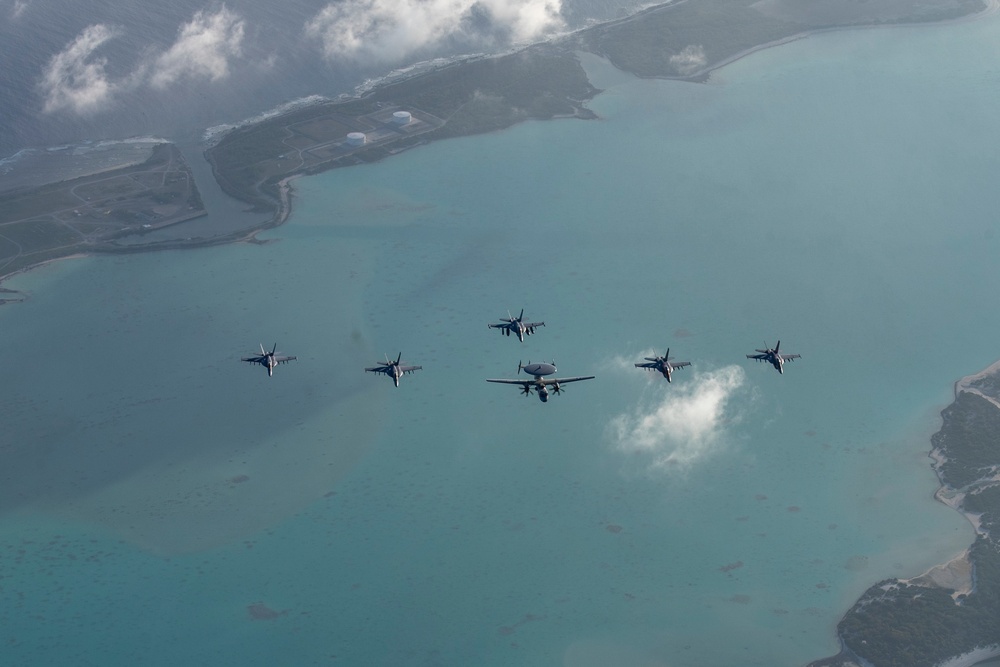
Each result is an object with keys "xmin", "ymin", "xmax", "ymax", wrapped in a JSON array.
[
  {"xmin": 635, "ymin": 348, "xmax": 690, "ymax": 382},
  {"xmin": 487, "ymin": 361, "xmax": 595, "ymax": 403},
  {"xmin": 489, "ymin": 309, "xmax": 544, "ymax": 343},
  {"xmin": 241, "ymin": 343, "xmax": 296, "ymax": 377},
  {"xmin": 746, "ymin": 340, "xmax": 801, "ymax": 374},
  {"xmin": 365, "ymin": 353, "xmax": 422, "ymax": 387}
]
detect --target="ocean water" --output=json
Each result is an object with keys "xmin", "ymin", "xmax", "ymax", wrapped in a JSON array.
[{"xmin": 3, "ymin": 10, "xmax": 1000, "ymax": 667}]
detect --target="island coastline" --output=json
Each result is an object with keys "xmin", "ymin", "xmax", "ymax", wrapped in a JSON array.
[
  {"xmin": 808, "ymin": 361, "xmax": 1000, "ymax": 667},
  {"xmin": 1, "ymin": 0, "xmax": 993, "ymax": 296}
]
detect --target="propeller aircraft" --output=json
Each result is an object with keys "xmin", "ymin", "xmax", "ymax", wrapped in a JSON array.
[{"xmin": 487, "ymin": 361, "xmax": 595, "ymax": 403}]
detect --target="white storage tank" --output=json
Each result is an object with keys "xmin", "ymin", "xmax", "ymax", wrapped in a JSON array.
[
  {"xmin": 392, "ymin": 111, "xmax": 412, "ymax": 126},
  {"xmin": 346, "ymin": 132, "xmax": 366, "ymax": 146}
]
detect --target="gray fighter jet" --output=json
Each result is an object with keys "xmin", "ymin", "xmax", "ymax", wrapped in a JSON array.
[
  {"xmin": 746, "ymin": 341, "xmax": 800, "ymax": 374},
  {"xmin": 489, "ymin": 309, "xmax": 544, "ymax": 343},
  {"xmin": 635, "ymin": 348, "xmax": 690, "ymax": 382},
  {"xmin": 366, "ymin": 352, "xmax": 422, "ymax": 387},
  {"xmin": 487, "ymin": 361, "xmax": 595, "ymax": 402},
  {"xmin": 242, "ymin": 343, "xmax": 296, "ymax": 377}
]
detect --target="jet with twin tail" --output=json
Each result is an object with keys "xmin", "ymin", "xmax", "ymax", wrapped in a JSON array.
[
  {"xmin": 242, "ymin": 343, "xmax": 296, "ymax": 378},
  {"xmin": 489, "ymin": 309, "xmax": 544, "ymax": 343},
  {"xmin": 365, "ymin": 353, "xmax": 422, "ymax": 387},
  {"xmin": 635, "ymin": 348, "xmax": 690, "ymax": 382},
  {"xmin": 746, "ymin": 340, "xmax": 800, "ymax": 374},
  {"xmin": 486, "ymin": 361, "xmax": 595, "ymax": 403}
]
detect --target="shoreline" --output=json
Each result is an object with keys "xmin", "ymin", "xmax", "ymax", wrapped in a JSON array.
[
  {"xmin": 196, "ymin": 0, "xmax": 1000, "ymax": 254},
  {"xmin": 2, "ymin": 2, "xmax": 995, "ymax": 297},
  {"xmin": 810, "ymin": 356, "xmax": 1000, "ymax": 666},
  {"xmin": 669, "ymin": 0, "xmax": 1000, "ymax": 83}
]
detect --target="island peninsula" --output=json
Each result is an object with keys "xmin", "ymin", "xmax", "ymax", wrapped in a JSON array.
[
  {"xmin": 0, "ymin": 0, "xmax": 987, "ymax": 291},
  {"xmin": 808, "ymin": 361, "xmax": 1000, "ymax": 667}
]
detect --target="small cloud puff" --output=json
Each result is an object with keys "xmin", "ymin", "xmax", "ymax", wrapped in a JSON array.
[
  {"xmin": 39, "ymin": 7, "xmax": 246, "ymax": 115},
  {"xmin": 608, "ymin": 365, "xmax": 748, "ymax": 472},
  {"xmin": 12, "ymin": 0, "xmax": 30, "ymax": 19},
  {"xmin": 40, "ymin": 24, "xmax": 122, "ymax": 115},
  {"xmin": 669, "ymin": 44, "xmax": 706, "ymax": 75},
  {"xmin": 150, "ymin": 7, "xmax": 245, "ymax": 89},
  {"xmin": 305, "ymin": 0, "xmax": 564, "ymax": 65}
]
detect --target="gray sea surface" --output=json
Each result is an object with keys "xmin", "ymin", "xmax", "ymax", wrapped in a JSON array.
[{"xmin": 3, "ymin": 6, "xmax": 1000, "ymax": 667}]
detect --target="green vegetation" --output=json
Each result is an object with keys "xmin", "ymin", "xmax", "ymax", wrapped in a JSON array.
[
  {"xmin": 205, "ymin": 46, "xmax": 597, "ymax": 221},
  {"xmin": 933, "ymin": 392, "xmax": 1000, "ymax": 489},
  {"xmin": 361, "ymin": 47, "xmax": 597, "ymax": 138},
  {"xmin": 5, "ymin": 0, "xmax": 988, "ymax": 291},
  {"xmin": 809, "ymin": 384, "xmax": 1000, "ymax": 667},
  {"xmin": 572, "ymin": 0, "xmax": 985, "ymax": 79},
  {"xmin": 574, "ymin": 0, "xmax": 807, "ymax": 78},
  {"xmin": 0, "ymin": 144, "xmax": 206, "ymax": 282},
  {"xmin": 835, "ymin": 570, "xmax": 999, "ymax": 667}
]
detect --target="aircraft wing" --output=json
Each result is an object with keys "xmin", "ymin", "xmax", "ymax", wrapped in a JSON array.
[
  {"xmin": 672, "ymin": 361, "xmax": 691, "ymax": 369},
  {"xmin": 364, "ymin": 366, "xmax": 387, "ymax": 373},
  {"xmin": 241, "ymin": 355, "xmax": 264, "ymax": 363},
  {"xmin": 524, "ymin": 321, "xmax": 545, "ymax": 329},
  {"xmin": 486, "ymin": 379, "xmax": 532, "ymax": 387},
  {"xmin": 779, "ymin": 354, "xmax": 800, "ymax": 361},
  {"xmin": 543, "ymin": 376, "xmax": 595, "ymax": 385},
  {"xmin": 635, "ymin": 361, "xmax": 658, "ymax": 369},
  {"xmin": 275, "ymin": 355, "xmax": 296, "ymax": 364},
  {"xmin": 746, "ymin": 353, "xmax": 768, "ymax": 360},
  {"xmin": 400, "ymin": 365, "xmax": 422, "ymax": 373},
  {"xmin": 488, "ymin": 322, "xmax": 509, "ymax": 329}
]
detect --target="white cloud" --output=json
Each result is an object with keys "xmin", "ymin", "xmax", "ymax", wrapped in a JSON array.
[
  {"xmin": 40, "ymin": 24, "xmax": 122, "ymax": 115},
  {"xmin": 306, "ymin": 0, "xmax": 564, "ymax": 64},
  {"xmin": 12, "ymin": 0, "xmax": 30, "ymax": 19},
  {"xmin": 669, "ymin": 44, "xmax": 707, "ymax": 75},
  {"xmin": 40, "ymin": 8, "xmax": 248, "ymax": 116},
  {"xmin": 150, "ymin": 7, "xmax": 245, "ymax": 89},
  {"xmin": 608, "ymin": 365, "xmax": 748, "ymax": 472}
]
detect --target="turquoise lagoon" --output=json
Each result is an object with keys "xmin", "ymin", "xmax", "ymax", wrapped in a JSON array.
[{"xmin": 3, "ymin": 11, "xmax": 1000, "ymax": 666}]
